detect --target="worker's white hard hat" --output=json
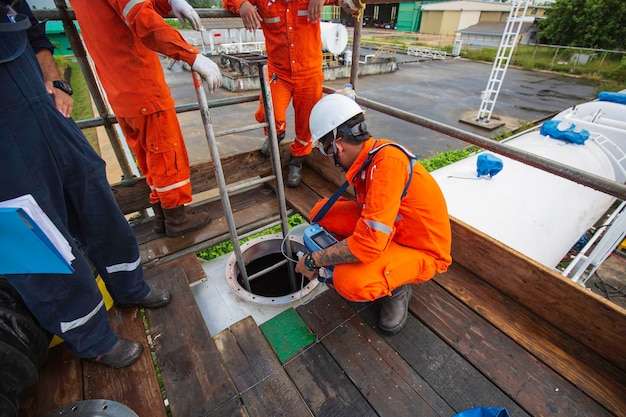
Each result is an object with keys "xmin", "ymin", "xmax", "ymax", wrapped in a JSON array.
[{"xmin": 309, "ymin": 94, "xmax": 364, "ymax": 146}]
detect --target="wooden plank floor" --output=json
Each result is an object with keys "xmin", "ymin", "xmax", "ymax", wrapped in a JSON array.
[
  {"xmin": 18, "ymin": 163, "xmax": 624, "ymax": 417},
  {"xmin": 19, "ymin": 253, "xmax": 621, "ymax": 417}
]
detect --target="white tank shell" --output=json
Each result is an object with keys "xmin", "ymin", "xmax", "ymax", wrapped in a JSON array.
[
  {"xmin": 554, "ymin": 100, "xmax": 626, "ymax": 182},
  {"xmin": 320, "ymin": 22, "xmax": 348, "ymax": 55},
  {"xmin": 431, "ymin": 131, "xmax": 616, "ymax": 268}
]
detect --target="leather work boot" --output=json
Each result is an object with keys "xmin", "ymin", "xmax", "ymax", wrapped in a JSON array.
[
  {"xmin": 117, "ymin": 285, "xmax": 172, "ymax": 309},
  {"xmin": 152, "ymin": 203, "xmax": 194, "ymax": 234},
  {"xmin": 378, "ymin": 285, "xmax": 412, "ymax": 334},
  {"xmin": 286, "ymin": 155, "xmax": 306, "ymax": 187},
  {"xmin": 87, "ymin": 338, "xmax": 143, "ymax": 368},
  {"xmin": 261, "ymin": 132, "xmax": 286, "ymax": 156},
  {"xmin": 162, "ymin": 205, "xmax": 211, "ymax": 238},
  {"xmin": 135, "ymin": 286, "xmax": 171, "ymax": 309},
  {"xmin": 151, "ymin": 203, "xmax": 165, "ymax": 234}
]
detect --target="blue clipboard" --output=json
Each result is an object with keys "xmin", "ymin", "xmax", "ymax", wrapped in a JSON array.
[{"xmin": 0, "ymin": 207, "xmax": 73, "ymax": 274}]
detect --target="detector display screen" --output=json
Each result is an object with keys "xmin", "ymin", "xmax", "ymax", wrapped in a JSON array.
[{"xmin": 311, "ymin": 231, "xmax": 337, "ymax": 249}]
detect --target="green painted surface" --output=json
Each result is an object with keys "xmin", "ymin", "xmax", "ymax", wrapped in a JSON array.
[
  {"xmin": 260, "ymin": 307, "xmax": 316, "ymax": 363},
  {"xmin": 44, "ymin": 20, "xmax": 80, "ymax": 56}
]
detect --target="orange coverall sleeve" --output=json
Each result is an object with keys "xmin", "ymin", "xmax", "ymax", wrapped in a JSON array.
[
  {"xmin": 224, "ymin": 0, "xmax": 251, "ymax": 15},
  {"xmin": 346, "ymin": 150, "xmax": 411, "ymax": 263},
  {"xmin": 109, "ymin": 0, "xmax": 199, "ymax": 66}
]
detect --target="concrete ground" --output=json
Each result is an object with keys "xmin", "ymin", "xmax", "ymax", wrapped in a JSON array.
[{"xmin": 160, "ymin": 54, "xmax": 598, "ymax": 166}]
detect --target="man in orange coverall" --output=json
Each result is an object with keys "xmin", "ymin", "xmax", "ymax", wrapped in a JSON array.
[
  {"xmin": 69, "ymin": 0, "xmax": 222, "ymax": 237},
  {"xmin": 225, "ymin": 0, "xmax": 363, "ymax": 187},
  {"xmin": 296, "ymin": 94, "xmax": 452, "ymax": 334}
]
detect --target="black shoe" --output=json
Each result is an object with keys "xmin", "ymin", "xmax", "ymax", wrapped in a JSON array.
[
  {"xmin": 286, "ymin": 154, "xmax": 306, "ymax": 187},
  {"xmin": 87, "ymin": 338, "xmax": 143, "ymax": 368},
  {"xmin": 135, "ymin": 286, "xmax": 171, "ymax": 309},
  {"xmin": 261, "ymin": 132, "xmax": 285, "ymax": 156},
  {"xmin": 118, "ymin": 286, "xmax": 171, "ymax": 309},
  {"xmin": 378, "ymin": 285, "xmax": 412, "ymax": 334}
]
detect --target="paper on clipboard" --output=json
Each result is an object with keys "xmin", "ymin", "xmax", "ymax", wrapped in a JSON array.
[{"xmin": 0, "ymin": 194, "xmax": 75, "ymax": 274}]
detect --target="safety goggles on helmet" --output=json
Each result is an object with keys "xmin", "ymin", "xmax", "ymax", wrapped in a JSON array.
[{"xmin": 309, "ymin": 93, "xmax": 364, "ymax": 147}]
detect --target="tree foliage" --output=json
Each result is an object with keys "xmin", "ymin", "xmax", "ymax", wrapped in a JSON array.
[{"xmin": 539, "ymin": 0, "xmax": 626, "ymax": 50}]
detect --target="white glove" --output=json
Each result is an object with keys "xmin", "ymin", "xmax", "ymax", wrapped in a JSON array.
[
  {"xmin": 169, "ymin": 0, "xmax": 202, "ymax": 31},
  {"xmin": 192, "ymin": 54, "xmax": 222, "ymax": 93}
]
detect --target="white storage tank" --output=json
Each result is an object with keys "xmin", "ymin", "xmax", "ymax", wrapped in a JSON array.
[
  {"xmin": 554, "ymin": 99, "xmax": 626, "ymax": 182},
  {"xmin": 431, "ymin": 130, "xmax": 617, "ymax": 268},
  {"xmin": 320, "ymin": 22, "xmax": 348, "ymax": 55}
]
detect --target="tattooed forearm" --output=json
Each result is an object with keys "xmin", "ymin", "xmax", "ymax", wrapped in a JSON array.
[{"xmin": 314, "ymin": 240, "xmax": 359, "ymax": 266}]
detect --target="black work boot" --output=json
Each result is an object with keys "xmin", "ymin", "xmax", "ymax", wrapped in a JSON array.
[
  {"xmin": 286, "ymin": 155, "xmax": 306, "ymax": 187},
  {"xmin": 378, "ymin": 285, "xmax": 412, "ymax": 334},
  {"xmin": 151, "ymin": 203, "xmax": 165, "ymax": 234},
  {"xmin": 162, "ymin": 205, "xmax": 211, "ymax": 238},
  {"xmin": 261, "ymin": 132, "xmax": 286, "ymax": 156},
  {"xmin": 87, "ymin": 338, "xmax": 143, "ymax": 368},
  {"xmin": 116, "ymin": 285, "xmax": 172, "ymax": 309},
  {"xmin": 135, "ymin": 286, "xmax": 171, "ymax": 309}
]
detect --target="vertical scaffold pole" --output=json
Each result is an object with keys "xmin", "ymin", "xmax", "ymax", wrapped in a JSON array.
[{"xmin": 192, "ymin": 70, "xmax": 251, "ymax": 292}]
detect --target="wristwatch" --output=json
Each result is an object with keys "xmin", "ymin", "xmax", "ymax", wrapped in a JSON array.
[
  {"xmin": 304, "ymin": 253, "xmax": 317, "ymax": 271},
  {"xmin": 52, "ymin": 80, "xmax": 73, "ymax": 96}
]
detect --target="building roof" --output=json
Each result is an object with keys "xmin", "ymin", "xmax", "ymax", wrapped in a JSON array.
[
  {"xmin": 422, "ymin": 1, "xmax": 511, "ymax": 12},
  {"xmin": 456, "ymin": 20, "xmax": 534, "ymax": 35}
]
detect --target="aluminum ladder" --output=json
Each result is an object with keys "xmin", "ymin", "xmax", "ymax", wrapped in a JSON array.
[{"xmin": 476, "ymin": 0, "xmax": 530, "ymax": 123}]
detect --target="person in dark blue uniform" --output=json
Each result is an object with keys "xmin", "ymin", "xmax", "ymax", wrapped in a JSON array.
[
  {"xmin": 0, "ymin": 3, "xmax": 170, "ymax": 368},
  {"xmin": 4, "ymin": 0, "xmax": 74, "ymax": 116}
]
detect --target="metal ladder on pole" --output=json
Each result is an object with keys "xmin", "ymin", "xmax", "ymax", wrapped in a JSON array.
[
  {"xmin": 476, "ymin": 0, "xmax": 530, "ymax": 123},
  {"xmin": 191, "ymin": 64, "xmax": 298, "ymax": 294}
]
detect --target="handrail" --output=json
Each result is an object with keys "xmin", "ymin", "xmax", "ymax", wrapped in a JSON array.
[
  {"xmin": 337, "ymin": 89, "xmax": 626, "ymax": 201},
  {"xmin": 37, "ymin": 3, "xmax": 626, "ymax": 203}
]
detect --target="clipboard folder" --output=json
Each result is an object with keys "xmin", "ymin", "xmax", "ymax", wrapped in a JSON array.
[{"xmin": 0, "ymin": 207, "xmax": 74, "ymax": 275}]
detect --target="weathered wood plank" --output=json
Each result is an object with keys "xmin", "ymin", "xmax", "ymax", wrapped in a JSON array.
[
  {"xmin": 412, "ymin": 278, "xmax": 613, "ymax": 417},
  {"xmin": 84, "ymin": 306, "xmax": 167, "ymax": 417},
  {"xmin": 356, "ymin": 301, "xmax": 530, "ymax": 417},
  {"xmin": 434, "ymin": 262, "xmax": 626, "ymax": 416},
  {"xmin": 297, "ymin": 290, "xmax": 455, "ymax": 417},
  {"xmin": 18, "ymin": 344, "xmax": 81, "ymax": 417},
  {"xmin": 144, "ymin": 266, "xmax": 240, "ymax": 417},
  {"xmin": 142, "ymin": 246, "xmax": 206, "ymax": 286},
  {"xmin": 139, "ymin": 198, "xmax": 280, "ymax": 267},
  {"xmin": 213, "ymin": 316, "xmax": 313, "ymax": 417},
  {"xmin": 284, "ymin": 342, "xmax": 378, "ymax": 417},
  {"xmin": 113, "ymin": 144, "xmax": 292, "ymax": 215},
  {"xmin": 449, "ymin": 219, "xmax": 626, "ymax": 372},
  {"xmin": 132, "ymin": 186, "xmax": 275, "ymax": 246}
]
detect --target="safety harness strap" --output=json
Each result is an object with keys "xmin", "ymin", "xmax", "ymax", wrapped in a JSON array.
[{"xmin": 312, "ymin": 142, "xmax": 416, "ymax": 224}]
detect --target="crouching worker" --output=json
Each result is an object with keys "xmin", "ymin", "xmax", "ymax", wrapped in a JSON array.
[{"xmin": 295, "ymin": 94, "xmax": 452, "ymax": 334}]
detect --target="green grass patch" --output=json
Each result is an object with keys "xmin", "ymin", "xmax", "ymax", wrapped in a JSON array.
[
  {"xmin": 196, "ymin": 214, "xmax": 304, "ymax": 261},
  {"xmin": 56, "ymin": 57, "xmax": 99, "ymax": 152}
]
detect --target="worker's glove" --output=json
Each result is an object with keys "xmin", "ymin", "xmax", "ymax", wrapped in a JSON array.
[
  {"xmin": 192, "ymin": 54, "xmax": 222, "ymax": 93},
  {"xmin": 169, "ymin": 0, "xmax": 202, "ymax": 31},
  {"xmin": 338, "ymin": 0, "xmax": 364, "ymax": 16}
]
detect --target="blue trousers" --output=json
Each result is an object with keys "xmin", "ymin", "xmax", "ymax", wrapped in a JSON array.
[{"xmin": 0, "ymin": 45, "xmax": 150, "ymax": 358}]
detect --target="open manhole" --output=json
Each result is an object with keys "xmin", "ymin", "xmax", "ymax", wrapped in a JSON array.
[{"xmin": 225, "ymin": 233, "xmax": 319, "ymax": 305}]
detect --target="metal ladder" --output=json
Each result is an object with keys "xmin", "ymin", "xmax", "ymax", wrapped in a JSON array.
[
  {"xmin": 476, "ymin": 0, "xmax": 530, "ymax": 123},
  {"xmin": 192, "ymin": 64, "xmax": 298, "ymax": 293}
]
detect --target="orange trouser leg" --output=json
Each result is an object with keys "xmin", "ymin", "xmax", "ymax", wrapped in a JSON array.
[
  {"xmin": 332, "ymin": 242, "xmax": 439, "ymax": 302},
  {"xmin": 255, "ymin": 71, "xmax": 324, "ymax": 157},
  {"xmin": 290, "ymin": 72, "xmax": 324, "ymax": 157},
  {"xmin": 118, "ymin": 110, "xmax": 192, "ymax": 208},
  {"xmin": 255, "ymin": 75, "xmax": 290, "ymax": 138},
  {"xmin": 311, "ymin": 198, "xmax": 438, "ymax": 302}
]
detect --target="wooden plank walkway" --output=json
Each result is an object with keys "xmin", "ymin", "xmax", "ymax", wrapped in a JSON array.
[{"xmin": 18, "ymin": 155, "xmax": 625, "ymax": 417}]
